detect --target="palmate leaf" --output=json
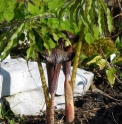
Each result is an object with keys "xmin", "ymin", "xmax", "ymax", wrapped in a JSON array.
[
  {"xmin": 0, "ymin": 31, "xmax": 13, "ymax": 54},
  {"xmin": 0, "ymin": 24, "xmax": 21, "ymax": 53},
  {"xmin": 115, "ymin": 36, "xmax": 122, "ymax": 50},
  {"xmin": 96, "ymin": 59, "xmax": 107, "ymax": 70},
  {"xmin": 0, "ymin": 23, "xmax": 24, "ymax": 60},
  {"xmin": 3, "ymin": 8, "xmax": 14, "ymax": 22},
  {"xmin": 75, "ymin": 0, "xmax": 85, "ymax": 26},
  {"xmin": 98, "ymin": 6, "xmax": 105, "ymax": 35},
  {"xmin": 48, "ymin": 0, "xmax": 64, "ymax": 12},
  {"xmin": 82, "ymin": 55, "xmax": 102, "ymax": 66},
  {"xmin": 98, "ymin": 0, "xmax": 113, "ymax": 33},
  {"xmin": 112, "ymin": 57, "xmax": 122, "ymax": 65},
  {"xmin": 69, "ymin": 0, "xmax": 80, "ymax": 25},
  {"xmin": 33, "ymin": 21, "xmax": 71, "ymax": 48},
  {"xmin": 93, "ymin": 25, "xmax": 99, "ymax": 40},
  {"xmin": 26, "ymin": 30, "xmax": 36, "ymax": 60},
  {"xmin": 106, "ymin": 67, "xmax": 116, "ymax": 86},
  {"xmin": 98, "ymin": 0, "xmax": 107, "ymax": 14},
  {"xmin": 28, "ymin": 0, "xmax": 40, "ymax": 15},
  {"xmin": 34, "ymin": 27, "xmax": 55, "ymax": 50},
  {"xmin": 3, "ymin": 0, "xmax": 17, "ymax": 22},
  {"xmin": 59, "ymin": 0, "xmax": 74, "ymax": 19},
  {"xmin": 107, "ymin": 8, "xmax": 113, "ymax": 33},
  {"xmin": 85, "ymin": 32, "xmax": 94, "ymax": 45},
  {"xmin": 76, "ymin": 5, "xmax": 81, "ymax": 26},
  {"xmin": 87, "ymin": 0, "xmax": 94, "ymax": 26}
]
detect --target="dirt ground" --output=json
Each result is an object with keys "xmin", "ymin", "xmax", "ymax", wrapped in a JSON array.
[
  {"xmin": 1, "ymin": 68, "xmax": 122, "ymax": 124},
  {"xmin": 22, "ymin": 83, "xmax": 122, "ymax": 124}
]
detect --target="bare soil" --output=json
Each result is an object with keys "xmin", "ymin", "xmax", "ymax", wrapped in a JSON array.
[{"xmin": 1, "ymin": 68, "xmax": 122, "ymax": 124}]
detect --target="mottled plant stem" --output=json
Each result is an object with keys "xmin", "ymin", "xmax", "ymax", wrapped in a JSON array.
[
  {"xmin": 36, "ymin": 53, "xmax": 50, "ymax": 123},
  {"xmin": 70, "ymin": 25, "xmax": 85, "ymax": 91},
  {"xmin": 47, "ymin": 93, "xmax": 55, "ymax": 124}
]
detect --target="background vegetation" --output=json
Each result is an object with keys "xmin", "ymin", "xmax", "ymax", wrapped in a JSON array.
[{"xmin": 0, "ymin": 0, "xmax": 122, "ymax": 123}]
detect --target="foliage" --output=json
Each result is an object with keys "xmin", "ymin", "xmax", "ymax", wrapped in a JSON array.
[
  {"xmin": 0, "ymin": 0, "xmax": 122, "ymax": 123},
  {"xmin": 1, "ymin": 103, "xmax": 23, "ymax": 123},
  {"xmin": 58, "ymin": 0, "xmax": 122, "ymax": 87}
]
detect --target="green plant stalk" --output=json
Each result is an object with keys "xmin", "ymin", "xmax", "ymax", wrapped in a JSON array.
[
  {"xmin": 36, "ymin": 54, "xmax": 50, "ymax": 112},
  {"xmin": 70, "ymin": 25, "xmax": 85, "ymax": 91},
  {"xmin": 47, "ymin": 94, "xmax": 55, "ymax": 124}
]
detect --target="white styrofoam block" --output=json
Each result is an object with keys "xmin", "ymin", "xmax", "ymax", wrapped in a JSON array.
[
  {"xmin": 0, "ymin": 58, "xmax": 94, "ymax": 98},
  {"xmin": 56, "ymin": 67, "xmax": 94, "ymax": 95},
  {"xmin": 5, "ymin": 88, "xmax": 45, "ymax": 116},
  {"xmin": 73, "ymin": 68, "xmax": 94, "ymax": 96},
  {"xmin": 5, "ymin": 88, "xmax": 65, "ymax": 116},
  {"xmin": 0, "ymin": 58, "xmax": 46, "ymax": 98},
  {"xmin": 0, "ymin": 58, "xmax": 94, "ymax": 116}
]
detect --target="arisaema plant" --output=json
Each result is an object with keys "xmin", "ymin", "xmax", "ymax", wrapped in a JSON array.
[{"xmin": 0, "ymin": 0, "xmax": 119, "ymax": 123}]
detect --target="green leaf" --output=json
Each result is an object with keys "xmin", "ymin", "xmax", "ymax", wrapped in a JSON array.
[
  {"xmin": 80, "ymin": 6, "xmax": 92, "ymax": 33},
  {"xmin": 93, "ymin": 25, "xmax": 99, "ymax": 40},
  {"xmin": 86, "ymin": 55, "xmax": 102, "ymax": 65},
  {"xmin": 0, "ymin": 23, "xmax": 24, "ymax": 60},
  {"xmin": 7, "ymin": 0, "xmax": 17, "ymax": 9},
  {"xmin": 115, "ymin": 36, "xmax": 122, "ymax": 50},
  {"xmin": 26, "ymin": 30, "xmax": 36, "ymax": 60},
  {"xmin": 10, "ymin": 119, "xmax": 15, "ymax": 124},
  {"xmin": 0, "ymin": 31, "xmax": 11, "ymax": 54},
  {"xmin": 69, "ymin": 0, "xmax": 80, "ymax": 24},
  {"xmin": 112, "ymin": 57, "xmax": 122, "ymax": 65},
  {"xmin": 48, "ymin": 0, "xmax": 64, "ymax": 12},
  {"xmin": 82, "ymin": 55, "xmax": 102, "ymax": 66},
  {"xmin": 59, "ymin": 0, "xmax": 74, "ymax": 19},
  {"xmin": 96, "ymin": 59, "xmax": 107, "ymax": 70},
  {"xmin": 85, "ymin": 32, "xmax": 94, "ymax": 45},
  {"xmin": 0, "ymin": 14, "xmax": 5, "ymax": 23},
  {"xmin": 79, "ymin": 54, "xmax": 87, "ymax": 60},
  {"xmin": 60, "ymin": 20, "xmax": 71, "ymax": 31},
  {"xmin": 76, "ymin": 5, "xmax": 81, "ymax": 26},
  {"xmin": 0, "ymin": 0, "xmax": 7, "ymax": 12},
  {"xmin": 52, "ymin": 33, "xmax": 59, "ymax": 42},
  {"xmin": 26, "ymin": 43, "xmax": 35, "ymax": 60},
  {"xmin": 28, "ymin": 1, "xmax": 40, "ymax": 15},
  {"xmin": 106, "ymin": 67, "xmax": 116, "ymax": 86},
  {"xmin": 87, "ymin": 0, "xmax": 94, "ymax": 25},
  {"xmin": 3, "ymin": 8, "xmax": 14, "ymax": 22},
  {"xmin": 98, "ymin": 6, "xmax": 104, "ymax": 35},
  {"xmin": 98, "ymin": 0, "xmax": 107, "ymax": 13},
  {"xmin": 107, "ymin": 8, "xmax": 113, "ymax": 33}
]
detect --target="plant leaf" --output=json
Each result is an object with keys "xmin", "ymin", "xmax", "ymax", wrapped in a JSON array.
[
  {"xmin": 93, "ymin": 25, "xmax": 99, "ymax": 40},
  {"xmin": 69, "ymin": 0, "xmax": 80, "ymax": 24},
  {"xmin": 59, "ymin": 0, "xmax": 74, "ymax": 19},
  {"xmin": 98, "ymin": 6, "xmax": 104, "ymax": 35},
  {"xmin": 82, "ymin": 55, "xmax": 102, "ymax": 66},
  {"xmin": 112, "ymin": 57, "xmax": 122, "ymax": 65},
  {"xmin": 107, "ymin": 8, "xmax": 113, "ymax": 33},
  {"xmin": 96, "ymin": 59, "xmax": 107, "ymax": 70},
  {"xmin": 26, "ymin": 30, "xmax": 36, "ymax": 60},
  {"xmin": 106, "ymin": 67, "xmax": 116, "ymax": 86},
  {"xmin": 3, "ymin": 8, "xmax": 14, "ymax": 22},
  {"xmin": 0, "ymin": 23, "xmax": 24, "ymax": 60},
  {"xmin": 85, "ymin": 32, "xmax": 94, "ymax": 45}
]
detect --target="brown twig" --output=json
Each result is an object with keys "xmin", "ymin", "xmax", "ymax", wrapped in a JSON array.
[
  {"xmin": 91, "ymin": 84, "xmax": 122, "ymax": 102},
  {"xmin": 111, "ymin": 30, "xmax": 122, "ymax": 39}
]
